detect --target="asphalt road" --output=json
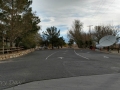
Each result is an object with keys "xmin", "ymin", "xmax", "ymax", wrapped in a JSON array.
[{"xmin": 0, "ymin": 48, "xmax": 120, "ymax": 90}]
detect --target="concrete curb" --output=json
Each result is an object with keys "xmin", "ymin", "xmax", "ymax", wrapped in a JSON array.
[
  {"xmin": 0, "ymin": 49, "xmax": 35, "ymax": 61},
  {"xmin": 95, "ymin": 49, "xmax": 120, "ymax": 55}
]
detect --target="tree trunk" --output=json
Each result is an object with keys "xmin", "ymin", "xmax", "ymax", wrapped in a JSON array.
[
  {"xmin": 118, "ymin": 44, "xmax": 120, "ymax": 53},
  {"xmin": 10, "ymin": 41, "xmax": 13, "ymax": 47},
  {"xmin": 52, "ymin": 42, "xmax": 54, "ymax": 49}
]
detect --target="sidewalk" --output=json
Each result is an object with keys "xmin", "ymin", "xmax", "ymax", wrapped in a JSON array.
[{"xmin": 4, "ymin": 73, "xmax": 120, "ymax": 90}]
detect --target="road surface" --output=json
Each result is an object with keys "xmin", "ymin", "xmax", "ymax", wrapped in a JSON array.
[{"xmin": 0, "ymin": 48, "xmax": 120, "ymax": 90}]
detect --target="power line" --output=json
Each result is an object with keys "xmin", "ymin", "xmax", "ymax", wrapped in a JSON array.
[
  {"xmin": 90, "ymin": 0, "xmax": 106, "ymax": 17},
  {"xmin": 95, "ymin": 0, "xmax": 116, "ymax": 25},
  {"xmin": 88, "ymin": 0, "xmax": 107, "ymax": 27},
  {"xmin": 87, "ymin": 0, "xmax": 116, "ymax": 29}
]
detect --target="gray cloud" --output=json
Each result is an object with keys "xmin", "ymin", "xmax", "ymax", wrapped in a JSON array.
[
  {"xmin": 32, "ymin": 0, "xmax": 120, "ymax": 38},
  {"xmin": 42, "ymin": 19, "xmax": 51, "ymax": 22},
  {"xmin": 57, "ymin": 25, "xmax": 67, "ymax": 27},
  {"xmin": 32, "ymin": 0, "xmax": 109, "ymax": 19}
]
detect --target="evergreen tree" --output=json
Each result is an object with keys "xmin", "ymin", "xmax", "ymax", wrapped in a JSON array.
[
  {"xmin": 0, "ymin": 0, "xmax": 40, "ymax": 48},
  {"xmin": 43, "ymin": 26, "xmax": 60, "ymax": 49}
]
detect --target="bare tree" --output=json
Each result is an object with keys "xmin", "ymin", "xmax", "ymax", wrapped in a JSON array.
[
  {"xmin": 81, "ymin": 32, "xmax": 93, "ymax": 48},
  {"xmin": 68, "ymin": 20, "xmax": 84, "ymax": 48},
  {"xmin": 91, "ymin": 25, "xmax": 119, "ymax": 44}
]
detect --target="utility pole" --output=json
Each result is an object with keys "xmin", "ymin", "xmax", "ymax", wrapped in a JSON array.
[
  {"xmin": 88, "ymin": 25, "xmax": 93, "ymax": 48},
  {"xmin": 87, "ymin": 25, "xmax": 93, "ymax": 32}
]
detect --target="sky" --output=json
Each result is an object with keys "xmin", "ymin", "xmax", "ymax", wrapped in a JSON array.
[{"xmin": 31, "ymin": 0, "xmax": 120, "ymax": 42}]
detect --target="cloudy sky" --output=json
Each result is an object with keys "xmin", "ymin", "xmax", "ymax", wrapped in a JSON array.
[{"xmin": 31, "ymin": 0, "xmax": 120, "ymax": 42}]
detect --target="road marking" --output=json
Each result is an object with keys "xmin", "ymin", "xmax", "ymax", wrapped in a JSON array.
[
  {"xmin": 58, "ymin": 57, "xmax": 64, "ymax": 59},
  {"xmin": 64, "ymin": 50, "xmax": 68, "ymax": 52},
  {"xmin": 104, "ymin": 56, "xmax": 109, "ymax": 58},
  {"xmin": 45, "ymin": 52, "xmax": 58, "ymax": 60},
  {"xmin": 74, "ymin": 50, "xmax": 89, "ymax": 60}
]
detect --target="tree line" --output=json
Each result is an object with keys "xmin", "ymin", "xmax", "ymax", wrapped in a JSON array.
[
  {"xmin": 68, "ymin": 20, "xmax": 120, "ymax": 48},
  {"xmin": 1, "ymin": 0, "xmax": 119, "ymax": 52}
]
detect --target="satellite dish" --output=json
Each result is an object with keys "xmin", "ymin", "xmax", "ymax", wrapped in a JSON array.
[
  {"xmin": 116, "ymin": 38, "xmax": 120, "ymax": 44},
  {"xmin": 116, "ymin": 41, "xmax": 120, "ymax": 44},
  {"xmin": 99, "ymin": 35, "xmax": 116, "ymax": 47},
  {"xmin": 96, "ymin": 44, "xmax": 103, "ymax": 48}
]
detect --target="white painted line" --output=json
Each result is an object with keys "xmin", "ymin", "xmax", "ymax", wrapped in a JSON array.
[
  {"xmin": 74, "ymin": 50, "xmax": 89, "ymax": 60},
  {"xmin": 58, "ymin": 57, "xmax": 64, "ymax": 59},
  {"xmin": 104, "ymin": 56, "xmax": 109, "ymax": 58},
  {"xmin": 45, "ymin": 52, "xmax": 58, "ymax": 60}
]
